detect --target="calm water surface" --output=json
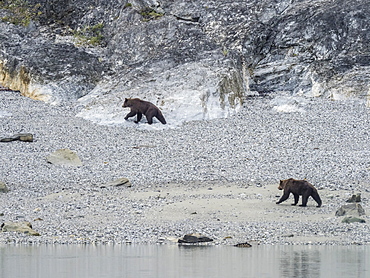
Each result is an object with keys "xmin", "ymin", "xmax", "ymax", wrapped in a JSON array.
[{"xmin": 0, "ymin": 244, "xmax": 368, "ymax": 278}]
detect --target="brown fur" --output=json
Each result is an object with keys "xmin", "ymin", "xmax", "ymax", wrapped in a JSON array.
[
  {"xmin": 122, "ymin": 98, "xmax": 166, "ymax": 125},
  {"xmin": 276, "ymin": 178, "xmax": 322, "ymax": 207}
]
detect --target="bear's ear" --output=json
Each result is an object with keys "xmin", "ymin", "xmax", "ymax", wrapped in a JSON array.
[{"xmin": 125, "ymin": 98, "xmax": 128, "ymax": 101}]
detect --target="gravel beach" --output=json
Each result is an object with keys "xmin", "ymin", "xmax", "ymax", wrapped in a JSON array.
[{"xmin": 1, "ymin": 90, "xmax": 369, "ymax": 245}]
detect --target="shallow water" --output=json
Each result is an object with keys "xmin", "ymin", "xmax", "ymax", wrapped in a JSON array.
[{"xmin": 0, "ymin": 244, "xmax": 368, "ymax": 278}]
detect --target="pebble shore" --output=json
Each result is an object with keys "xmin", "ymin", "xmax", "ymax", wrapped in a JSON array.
[{"xmin": 0, "ymin": 90, "xmax": 369, "ymax": 245}]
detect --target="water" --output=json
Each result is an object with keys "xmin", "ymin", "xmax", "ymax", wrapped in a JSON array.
[{"xmin": 0, "ymin": 245, "xmax": 368, "ymax": 278}]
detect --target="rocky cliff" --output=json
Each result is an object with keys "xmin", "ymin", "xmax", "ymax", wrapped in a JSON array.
[{"xmin": 0, "ymin": 0, "xmax": 369, "ymax": 124}]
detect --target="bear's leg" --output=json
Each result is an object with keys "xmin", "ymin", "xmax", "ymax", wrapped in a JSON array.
[
  {"xmin": 125, "ymin": 111, "xmax": 137, "ymax": 120},
  {"xmin": 134, "ymin": 113, "xmax": 142, "ymax": 123},
  {"xmin": 276, "ymin": 191, "xmax": 290, "ymax": 204},
  {"xmin": 311, "ymin": 192, "xmax": 322, "ymax": 207},
  {"xmin": 292, "ymin": 193, "xmax": 299, "ymax": 206},
  {"xmin": 146, "ymin": 115, "xmax": 153, "ymax": 125},
  {"xmin": 299, "ymin": 194, "xmax": 309, "ymax": 207},
  {"xmin": 156, "ymin": 114, "xmax": 167, "ymax": 124}
]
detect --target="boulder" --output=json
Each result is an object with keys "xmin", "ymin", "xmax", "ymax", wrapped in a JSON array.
[
  {"xmin": 178, "ymin": 233, "xmax": 213, "ymax": 244},
  {"xmin": 342, "ymin": 216, "xmax": 366, "ymax": 224},
  {"xmin": 335, "ymin": 204, "xmax": 366, "ymax": 217},
  {"xmin": 1, "ymin": 221, "xmax": 40, "ymax": 236},
  {"xmin": 100, "ymin": 178, "xmax": 132, "ymax": 188},
  {"xmin": 0, "ymin": 181, "xmax": 9, "ymax": 193},
  {"xmin": 234, "ymin": 242, "xmax": 252, "ymax": 248},
  {"xmin": 346, "ymin": 193, "xmax": 361, "ymax": 203},
  {"xmin": 0, "ymin": 133, "xmax": 33, "ymax": 142},
  {"xmin": 46, "ymin": 148, "xmax": 83, "ymax": 167}
]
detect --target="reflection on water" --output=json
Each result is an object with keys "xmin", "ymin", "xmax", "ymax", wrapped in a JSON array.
[{"xmin": 0, "ymin": 244, "xmax": 368, "ymax": 278}]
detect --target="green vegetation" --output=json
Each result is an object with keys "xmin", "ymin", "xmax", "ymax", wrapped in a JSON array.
[
  {"xmin": 0, "ymin": 0, "xmax": 41, "ymax": 26},
  {"xmin": 139, "ymin": 7, "xmax": 164, "ymax": 21},
  {"xmin": 73, "ymin": 23, "xmax": 104, "ymax": 46}
]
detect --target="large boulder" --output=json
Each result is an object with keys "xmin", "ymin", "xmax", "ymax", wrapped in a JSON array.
[
  {"xmin": 178, "ymin": 233, "xmax": 213, "ymax": 244},
  {"xmin": 335, "ymin": 204, "xmax": 366, "ymax": 217},
  {"xmin": 342, "ymin": 216, "xmax": 366, "ymax": 224},
  {"xmin": 1, "ymin": 221, "xmax": 40, "ymax": 236}
]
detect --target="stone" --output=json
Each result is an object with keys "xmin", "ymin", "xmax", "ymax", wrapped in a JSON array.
[
  {"xmin": 342, "ymin": 216, "xmax": 366, "ymax": 224},
  {"xmin": 346, "ymin": 194, "xmax": 361, "ymax": 203},
  {"xmin": 1, "ymin": 221, "xmax": 41, "ymax": 236},
  {"xmin": 0, "ymin": 133, "xmax": 33, "ymax": 142},
  {"xmin": 234, "ymin": 242, "xmax": 252, "ymax": 248},
  {"xmin": 100, "ymin": 178, "xmax": 131, "ymax": 188},
  {"xmin": 0, "ymin": 181, "xmax": 9, "ymax": 193},
  {"xmin": 46, "ymin": 149, "xmax": 83, "ymax": 167},
  {"xmin": 178, "ymin": 233, "xmax": 213, "ymax": 244},
  {"xmin": 335, "ymin": 204, "xmax": 366, "ymax": 217}
]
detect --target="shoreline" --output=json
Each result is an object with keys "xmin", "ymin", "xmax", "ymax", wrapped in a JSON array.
[
  {"xmin": 1, "ymin": 91, "xmax": 370, "ymax": 245},
  {"xmin": 1, "ymin": 181, "xmax": 369, "ymax": 246}
]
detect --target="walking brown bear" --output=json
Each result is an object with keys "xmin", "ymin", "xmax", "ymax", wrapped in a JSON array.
[
  {"xmin": 276, "ymin": 178, "xmax": 322, "ymax": 207},
  {"xmin": 122, "ymin": 98, "xmax": 166, "ymax": 125}
]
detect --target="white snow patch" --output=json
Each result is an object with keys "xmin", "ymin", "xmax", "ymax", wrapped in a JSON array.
[{"xmin": 270, "ymin": 95, "xmax": 307, "ymax": 113}]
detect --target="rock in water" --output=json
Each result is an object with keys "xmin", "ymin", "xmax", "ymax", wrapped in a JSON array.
[
  {"xmin": 178, "ymin": 233, "xmax": 213, "ymax": 244},
  {"xmin": 1, "ymin": 221, "xmax": 40, "ymax": 236},
  {"xmin": 234, "ymin": 242, "xmax": 252, "ymax": 248},
  {"xmin": 46, "ymin": 149, "xmax": 83, "ymax": 167}
]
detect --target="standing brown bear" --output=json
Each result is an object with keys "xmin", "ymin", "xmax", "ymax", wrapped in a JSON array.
[
  {"xmin": 276, "ymin": 178, "xmax": 322, "ymax": 207},
  {"xmin": 122, "ymin": 98, "xmax": 166, "ymax": 125}
]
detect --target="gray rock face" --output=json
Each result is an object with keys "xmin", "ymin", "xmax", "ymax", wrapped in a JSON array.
[{"xmin": 1, "ymin": 0, "xmax": 369, "ymax": 119}]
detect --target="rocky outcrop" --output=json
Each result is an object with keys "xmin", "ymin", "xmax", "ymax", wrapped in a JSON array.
[
  {"xmin": 46, "ymin": 148, "xmax": 83, "ymax": 167},
  {"xmin": 1, "ymin": 0, "xmax": 369, "ymax": 122}
]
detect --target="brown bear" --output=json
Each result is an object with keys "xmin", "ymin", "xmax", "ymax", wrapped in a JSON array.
[
  {"xmin": 122, "ymin": 98, "xmax": 166, "ymax": 125},
  {"xmin": 276, "ymin": 178, "xmax": 322, "ymax": 207}
]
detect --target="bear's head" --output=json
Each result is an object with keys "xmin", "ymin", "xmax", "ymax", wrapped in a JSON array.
[
  {"xmin": 122, "ymin": 98, "xmax": 131, "ymax": 108},
  {"xmin": 278, "ymin": 180, "xmax": 286, "ymax": 190}
]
